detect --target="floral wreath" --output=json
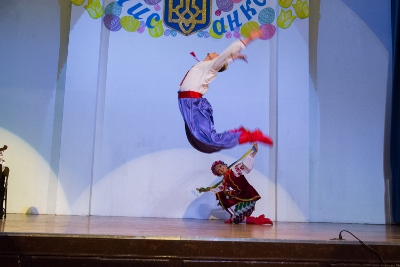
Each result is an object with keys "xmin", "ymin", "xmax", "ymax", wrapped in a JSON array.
[{"xmin": 211, "ymin": 160, "xmax": 227, "ymax": 176}]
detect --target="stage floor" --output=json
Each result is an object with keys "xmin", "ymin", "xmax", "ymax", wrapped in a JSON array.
[
  {"xmin": 1, "ymin": 214, "xmax": 399, "ymax": 244},
  {"xmin": 1, "ymin": 214, "xmax": 400, "ymax": 266}
]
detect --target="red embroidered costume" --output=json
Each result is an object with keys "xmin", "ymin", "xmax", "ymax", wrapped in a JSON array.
[{"xmin": 198, "ymin": 145, "xmax": 273, "ymax": 225}]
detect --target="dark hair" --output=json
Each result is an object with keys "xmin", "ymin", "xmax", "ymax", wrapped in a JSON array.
[{"xmin": 218, "ymin": 63, "xmax": 228, "ymax": 72}]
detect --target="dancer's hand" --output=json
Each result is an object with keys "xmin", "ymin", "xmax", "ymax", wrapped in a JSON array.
[
  {"xmin": 243, "ymin": 29, "xmax": 262, "ymax": 46},
  {"xmin": 253, "ymin": 143, "xmax": 258, "ymax": 152},
  {"xmin": 232, "ymin": 54, "xmax": 247, "ymax": 63},
  {"xmin": 251, "ymin": 143, "xmax": 258, "ymax": 156},
  {"xmin": 249, "ymin": 29, "xmax": 262, "ymax": 40}
]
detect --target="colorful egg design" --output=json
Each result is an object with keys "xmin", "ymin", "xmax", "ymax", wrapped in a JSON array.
[
  {"xmin": 103, "ymin": 14, "xmax": 122, "ymax": 31},
  {"xmin": 258, "ymin": 7, "xmax": 275, "ymax": 25},
  {"xmin": 144, "ymin": 0, "xmax": 161, "ymax": 4},
  {"xmin": 259, "ymin": 24, "xmax": 276, "ymax": 40},
  {"xmin": 209, "ymin": 21, "xmax": 226, "ymax": 39},
  {"xmin": 120, "ymin": 16, "xmax": 140, "ymax": 32},
  {"xmin": 216, "ymin": 0, "xmax": 233, "ymax": 12},
  {"xmin": 240, "ymin": 21, "xmax": 259, "ymax": 38},
  {"xmin": 104, "ymin": 1, "xmax": 122, "ymax": 16}
]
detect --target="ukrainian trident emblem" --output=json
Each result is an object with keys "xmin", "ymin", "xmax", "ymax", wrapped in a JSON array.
[{"xmin": 164, "ymin": 0, "xmax": 212, "ymax": 36}]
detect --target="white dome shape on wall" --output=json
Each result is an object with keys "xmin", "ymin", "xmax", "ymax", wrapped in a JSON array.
[{"xmin": 86, "ymin": 149, "xmax": 303, "ymax": 221}]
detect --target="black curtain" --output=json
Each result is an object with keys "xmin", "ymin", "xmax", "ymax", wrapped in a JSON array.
[{"xmin": 391, "ymin": 0, "xmax": 400, "ymax": 224}]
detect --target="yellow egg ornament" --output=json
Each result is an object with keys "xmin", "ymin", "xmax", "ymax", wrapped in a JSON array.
[
  {"xmin": 240, "ymin": 21, "xmax": 259, "ymax": 38},
  {"xmin": 120, "ymin": 16, "xmax": 140, "ymax": 32},
  {"xmin": 210, "ymin": 21, "xmax": 227, "ymax": 39}
]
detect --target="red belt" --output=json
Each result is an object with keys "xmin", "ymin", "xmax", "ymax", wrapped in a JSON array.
[{"xmin": 178, "ymin": 91, "xmax": 203, "ymax": 98}]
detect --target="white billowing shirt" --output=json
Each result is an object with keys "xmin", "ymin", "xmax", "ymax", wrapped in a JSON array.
[{"xmin": 179, "ymin": 40, "xmax": 246, "ymax": 95}]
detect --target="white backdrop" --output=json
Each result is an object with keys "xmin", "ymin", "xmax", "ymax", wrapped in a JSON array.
[{"xmin": 0, "ymin": 0, "xmax": 391, "ymax": 224}]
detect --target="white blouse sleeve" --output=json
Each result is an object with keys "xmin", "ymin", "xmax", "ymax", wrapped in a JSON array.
[
  {"xmin": 231, "ymin": 155, "xmax": 254, "ymax": 177},
  {"xmin": 211, "ymin": 40, "xmax": 246, "ymax": 71}
]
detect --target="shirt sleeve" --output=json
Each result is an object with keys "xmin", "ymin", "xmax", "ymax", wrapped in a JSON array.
[
  {"xmin": 231, "ymin": 155, "xmax": 254, "ymax": 177},
  {"xmin": 211, "ymin": 40, "xmax": 246, "ymax": 71}
]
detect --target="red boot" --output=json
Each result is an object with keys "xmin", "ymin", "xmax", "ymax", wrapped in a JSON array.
[
  {"xmin": 257, "ymin": 215, "xmax": 273, "ymax": 225},
  {"xmin": 224, "ymin": 216, "xmax": 233, "ymax": 224},
  {"xmin": 230, "ymin": 126, "xmax": 245, "ymax": 133},
  {"xmin": 250, "ymin": 130, "xmax": 273, "ymax": 146},
  {"xmin": 238, "ymin": 128, "xmax": 252, "ymax": 144},
  {"xmin": 246, "ymin": 215, "xmax": 273, "ymax": 225},
  {"xmin": 245, "ymin": 216, "xmax": 257, "ymax": 224}
]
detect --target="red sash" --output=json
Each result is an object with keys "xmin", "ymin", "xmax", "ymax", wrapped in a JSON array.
[{"xmin": 178, "ymin": 91, "xmax": 203, "ymax": 98}]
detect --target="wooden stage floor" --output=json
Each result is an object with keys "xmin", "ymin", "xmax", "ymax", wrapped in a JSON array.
[
  {"xmin": 1, "ymin": 214, "xmax": 400, "ymax": 266},
  {"xmin": 1, "ymin": 214, "xmax": 399, "ymax": 243}
]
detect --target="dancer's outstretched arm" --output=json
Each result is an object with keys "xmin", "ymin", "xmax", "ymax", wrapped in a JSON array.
[{"xmin": 212, "ymin": 29, "xmax": 262, "ymax": 71}]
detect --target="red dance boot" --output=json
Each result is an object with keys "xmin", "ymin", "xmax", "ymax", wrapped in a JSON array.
[
  {"xmin": 257, "ymin": 214, "xmax": 273, "ymax": 225},
  {"xmin": 250, "ymin": 130, "xmax": 273, "ymax": 146},
  {"xmin": 230, "ymin": 126, "xmax": 244, "ymax": 133},
  {"xmin": 246, "ymin": 215, "xmax": 273, "ymax": 225},
  {"xmin": 238, "ymin": 128, "xmax": 252, "ymax": 144},
  {"xmin": 245, "ymin": 216, "xmax": 256, "ymax": 224},
  {"xmin": 224, "ymin": 216, "xmax": 233, "ymax": 224}
]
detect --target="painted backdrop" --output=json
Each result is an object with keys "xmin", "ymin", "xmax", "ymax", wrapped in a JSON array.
[{"xmin": 0, "ymin": 0, "xmax": 390, "ymax": 224}]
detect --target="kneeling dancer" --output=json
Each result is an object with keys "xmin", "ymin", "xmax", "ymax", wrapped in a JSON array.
[{"xmin": 197, "ymin": 143, "xmax": 273, "ymax": 225}]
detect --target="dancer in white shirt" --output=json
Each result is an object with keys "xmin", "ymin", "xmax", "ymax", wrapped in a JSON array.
[{"xmin": 178, "ymin": 29, "xmax": 273, "ymax": 153}]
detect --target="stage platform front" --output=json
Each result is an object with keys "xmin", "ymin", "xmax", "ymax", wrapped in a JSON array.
[{"xmin": 0, "ymin": 214, "xmax": 399, "ymax": 267}]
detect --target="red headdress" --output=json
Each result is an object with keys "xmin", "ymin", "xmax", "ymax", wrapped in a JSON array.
[{"xmin": 211, "ymin": 160, "xmax": 227, "ymax": 176}]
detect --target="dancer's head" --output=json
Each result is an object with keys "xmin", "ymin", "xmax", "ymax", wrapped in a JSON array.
[
  {"xmin": 204, "ymin": 52, "xmax": 218, "ymax": 61},
  {"xmin": 204, "ymin": 52, "xmax": 227, "ymax": 72},
  {"xmin": 211, "ymin": 160, "xmax": 228, "ymax": 176}
]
